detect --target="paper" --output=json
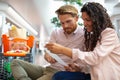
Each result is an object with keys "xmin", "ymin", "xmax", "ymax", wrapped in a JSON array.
[{"xmin": 45, "ymin": 48, "xmax": 67, "ymax": 66}]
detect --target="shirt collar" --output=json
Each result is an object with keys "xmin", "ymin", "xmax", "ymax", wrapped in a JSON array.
[{"xmin": 63, "ymin": 25, "xmax": 79, "ymax": 35}]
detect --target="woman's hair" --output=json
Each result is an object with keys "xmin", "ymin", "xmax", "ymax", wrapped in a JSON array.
[{"xmin": 81, "ymin": 2, "xmax": 114, "ymax": 51}]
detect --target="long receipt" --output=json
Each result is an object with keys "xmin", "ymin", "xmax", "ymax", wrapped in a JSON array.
[{"xmin": 45, "ymin": 48, "xmax": 67, "ymax": 66}]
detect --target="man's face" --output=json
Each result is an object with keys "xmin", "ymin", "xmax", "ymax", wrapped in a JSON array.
[{"xmin": 58, "ymin": 14, "xmax": 78, "ymax": 34}]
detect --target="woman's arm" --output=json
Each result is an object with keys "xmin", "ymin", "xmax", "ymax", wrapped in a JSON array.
[{"xmin": 45, "ymin": 43, "xmax": 72, "ymax": 58}]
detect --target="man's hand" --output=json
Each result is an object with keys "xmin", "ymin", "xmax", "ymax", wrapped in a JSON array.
[
  {"xmin": 44, "ymin": 53, "xmax": 56, "ymax": 63},
  {"xmin": 64, "ymin": 63, "xmax": 81, "ymax": 72}
]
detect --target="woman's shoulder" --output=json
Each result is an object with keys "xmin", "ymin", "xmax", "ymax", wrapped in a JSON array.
[
  {"xmin": 104, "ymin": 28, "xmax": 115, "ymax": 31},
  {"xmin": 101, "ymin": 28, "xmax": 115, "ymax": 35},
  {"xmin": 101, "ymin": 28, "xmax": 119, "ymax": 41}
]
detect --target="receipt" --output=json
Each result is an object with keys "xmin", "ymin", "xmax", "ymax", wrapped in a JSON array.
[{"xmin": 45, "ymin": 48, "xmax": 67, "ymax": 66}]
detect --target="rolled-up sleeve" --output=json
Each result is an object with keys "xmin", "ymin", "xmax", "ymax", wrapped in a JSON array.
[{"xmin": 72, "ymin": 49, "xmax": 86, "ymax": 61}]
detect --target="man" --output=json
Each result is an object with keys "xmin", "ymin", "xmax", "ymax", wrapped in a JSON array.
[{"xmin": 11, "ymin": 5, "xmax": 84, "ymax": 80}]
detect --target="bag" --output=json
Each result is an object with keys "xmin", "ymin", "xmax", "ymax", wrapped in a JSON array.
[{"xmin": 9, "ymin": 25, "xmax": 27, "ymax": 39}]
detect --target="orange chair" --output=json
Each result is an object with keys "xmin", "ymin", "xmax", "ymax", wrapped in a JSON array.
[{"xmin": 2, "ymin": 34, "xmax": 34, "ymax": 57}]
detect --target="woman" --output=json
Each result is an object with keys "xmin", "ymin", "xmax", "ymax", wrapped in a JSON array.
[{"xmin": 45, "ymin": 2, "xmax": 120, "ymax": 80}]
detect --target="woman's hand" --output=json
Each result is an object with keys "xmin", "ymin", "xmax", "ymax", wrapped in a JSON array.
[
  {"xmin": 64, "ymin": 63, "xmax": 81, "ymax": 72},
  {"xmin": 45, "ymin": 43, "xmax": 64, "ymax": 54},
  {"xmin": 45, "ymin": 43, "xmax": 72, "ymax": 58}
]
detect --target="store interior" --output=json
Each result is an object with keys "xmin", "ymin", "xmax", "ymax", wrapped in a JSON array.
[{"xmin": 0, "ymin": 0, "xmax": 120, "ymax": 79}]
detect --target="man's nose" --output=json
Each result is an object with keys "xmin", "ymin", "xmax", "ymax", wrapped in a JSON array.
[{"xmin": 64, "ymin": 23, "xmax": 69, "ymax": 28}]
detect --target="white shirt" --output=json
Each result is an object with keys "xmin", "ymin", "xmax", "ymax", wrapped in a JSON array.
[
  {"xmin": 49, "ymin": 26, "xmax": 84, "ymax": 71},
  {"xmin": 72, "ymin": 28, "xmax": 120, "ymax": 80}
]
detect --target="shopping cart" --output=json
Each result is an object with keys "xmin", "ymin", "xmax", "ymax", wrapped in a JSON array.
[
  {"xmin": 0, "ymin": 54, "xmax": 14, "ymax": 80},
  {"xmin": 0, "ymin": 34, "xmax": 34, "ymax": 80}
]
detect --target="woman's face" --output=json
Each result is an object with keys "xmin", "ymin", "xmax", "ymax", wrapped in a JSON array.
[
  {"xmin": 82, "ymin": 12, "xmax": 93, "ymax": 32},
  {"xmin": 58, "ymin": 14, "xmax": 78, "ymax": 34}
]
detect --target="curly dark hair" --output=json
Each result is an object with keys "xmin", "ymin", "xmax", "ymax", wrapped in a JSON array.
[{"xmin": 81, "ymin": 2, "xmax": 114, "ymax": 51}]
